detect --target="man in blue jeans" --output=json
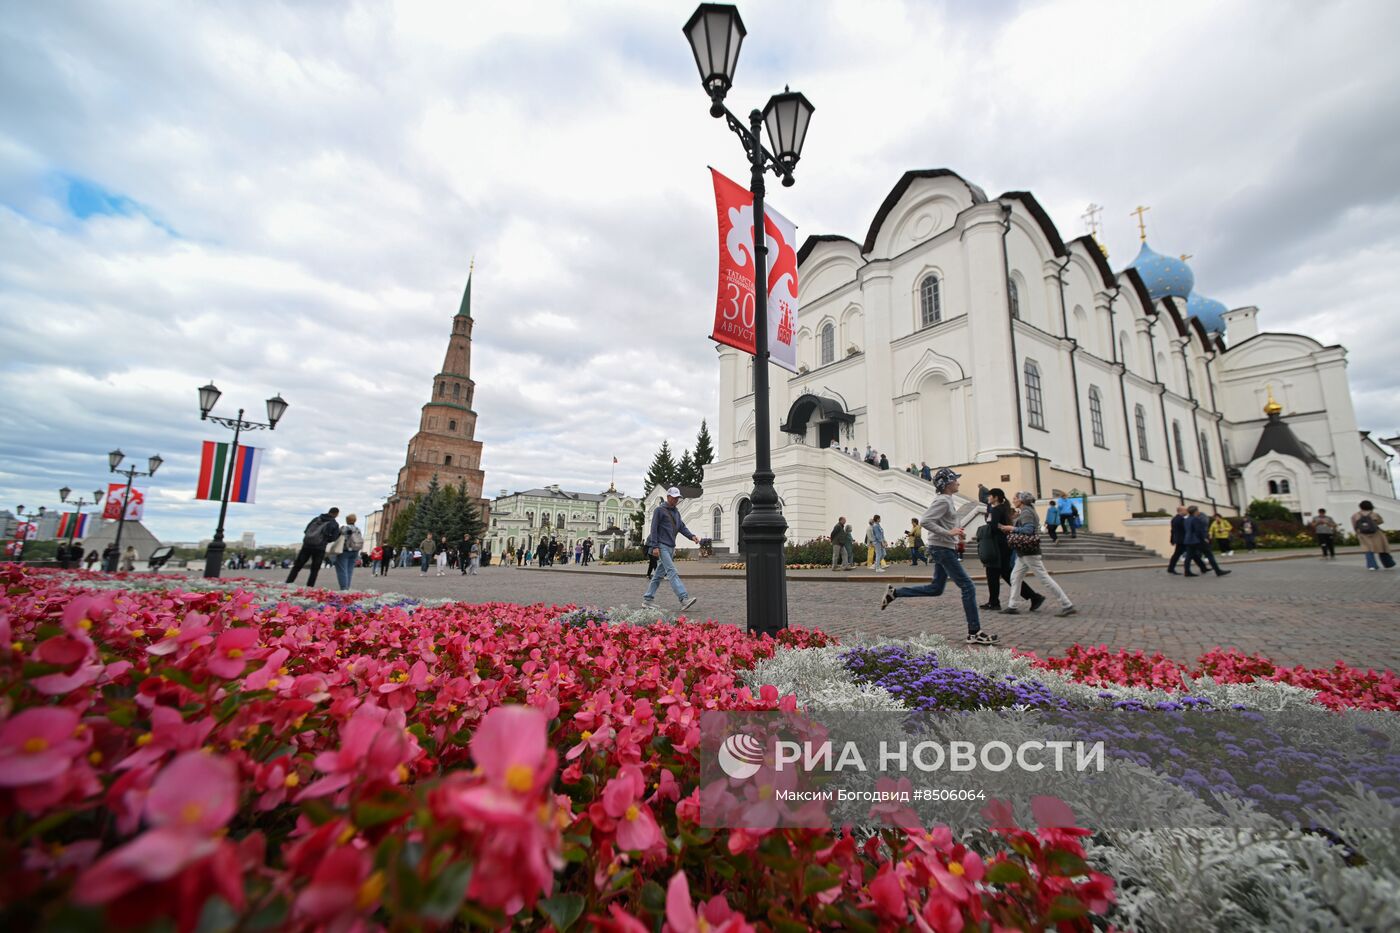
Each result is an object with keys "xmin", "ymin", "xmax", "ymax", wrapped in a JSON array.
[
  {"xmin": 880, "ymin": 468, "xmax": 997, "ymax": 645},
  {"xmin": 643, "ymin": 486, "xmax": 701, "ymax": 611}
]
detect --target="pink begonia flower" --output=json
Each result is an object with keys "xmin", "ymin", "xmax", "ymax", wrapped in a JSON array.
[
  {"xmin": 300, "ymin": 703, "xmax": 419, "ymax": 799},
  {"xmin": 117, "ymin": 705, "xmax": 215, "ymax": 771},
  {"xmin": 0, "ymin": 706, "xmax": 87, "ymax": 787},
  {"xmin": 867, "ymin": 868, "xmax": 907, "ymax": 920},
  {"xmin": 470, "ymin": 704, "xmax": 550, "ymax": 795},
  {"xmin": 243, "ymin": 647, "xmax": 290, "ymax": 691},
  {"xmin": 75, "ymin": 752, "xmax": 239, "ymax": 905},
  {"xmin": 918, "ymin": 891, "xmax": 966, "ymax": 933},
  {"xmin": 60, "ymin": 593, "xmax": 116, "ymax": 636},
  {"xmin": 206, "ymin": 628, "xmax": 261, "ymax": 678},
  {"xmin": 593, "ymin": 904, "xmax": 652, "ymax": 933},
  {"xmin": 36, "ymin": 635, "xmax": 88, "ymax": 666},
  {"xmin": 601, "ymin": 765, "xmax": 661, "ymax": 852},
  {"xmin": 23, "ymin": 838, "xmax": 101, "ymax": 875},
  {"xmin": 665, "ymin": 870, "xmax": 756, "ymax": 933},
  {"xmin": 145, "ymin": 612, "xmax": 213, "ymax": 657},
  {"xmin": 293, "ymin": 845, "xmax": 381, "ymax": 924}
]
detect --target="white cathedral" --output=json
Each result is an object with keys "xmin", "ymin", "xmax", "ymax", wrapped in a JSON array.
[{"xmin": 664, "ymin": 169, "xmax": 1398, "ymax": 556}]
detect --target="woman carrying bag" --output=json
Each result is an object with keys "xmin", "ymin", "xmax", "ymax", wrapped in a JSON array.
[
  {"xmin": 1000, "ymin": 492, "xmax": 1075, "ymax": 617},
  {"xmin": 1353, "ymin": 500, "xmax": 1395, "ymax": 570},
  {"xmin": 979, "ymin": 488, "xmax": 1044, "ymax": 612}
]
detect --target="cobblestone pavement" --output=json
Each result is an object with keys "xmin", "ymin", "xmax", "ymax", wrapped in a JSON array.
[{"xmin": 229, "ymin": 553, "xmax": 1400, "ymax": 670}]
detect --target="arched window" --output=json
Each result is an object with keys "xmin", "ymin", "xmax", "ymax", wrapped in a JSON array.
[
  {"xmin": 1267, "ymin": 480, "xmax": 1279, "ymax": 494},
  {"xmin": 556, "ymin": 513, "xmax": 566, "ymax": 529},
  {"xmin": 1173, "ymin": 420, "xmax": 1187, "ymax": 471},
  {"xmin": 820, "ymin": 323, "xmax": 835, "ymax": 365},
  {"xmin": 448, "ymin": 420, "xmax": 456, "ymax": 432},
  {"xmin": 1135, "ymin": 405, "xmax": 1150, "ymax": 460},
  {"xmin": 453, "ymin": 383, "xmax": 461, "ymax": 399},
  {"xmin": 1024, "ymin": 360, "xmax": 1044, "ymax": 429},
  {"xmin": 1089, "ymin": 386, "xmax": 1107, "ymax": 448},
  {"xmin": 1279, "ymin": 480, "xmax": 1291, "ymax": 494},
  {"xmin": 920, "ymin": 274, "xmax": 941, "ymax": 327},
  {"xmin": 444, "ymin": 454, "xmax": 453, "ymax": 466},
  {"xmin": 1200, "ymin": 431, "xmax": 1213, "ymax": 478},
  {"xmin": 1008, "ymin": 278, "xmax": 1020, "ymax": 320},
  {"xmin": 526, "ymin": 511, "xmax": 534, "ymax": 526},
  {"xmin": 712, "ymin": 506, "xmax": 722, "ymax": 541}
]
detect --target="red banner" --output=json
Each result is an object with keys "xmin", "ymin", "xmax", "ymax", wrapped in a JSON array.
[
  {"xmin": 103, "ymin": 484, "xmax": 145, "ymax": 521},
  {"xmin": 709, "ymin": 168, "xmax": 800, "ymax": 372}
]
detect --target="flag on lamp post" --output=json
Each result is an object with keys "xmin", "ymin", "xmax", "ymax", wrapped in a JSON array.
[
  {"xmin": 103, "ymin": 486, "xmax": 145, "ymax": 520},
  {"xmin": 56, "ymin": 512, "xmax": 89, "ymax": 538},
  {"xmin": 195, "ymin": 442, "xmax": 262, "ymax": 503}
]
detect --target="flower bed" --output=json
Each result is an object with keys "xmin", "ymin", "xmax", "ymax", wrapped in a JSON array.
[
  {"xmin": 1022, "ymin": 644, "xmax": 1400, "ymax": 711},
  {"xmin": 1, "ymin": 567, "xmax": 1117, "ymax": 931}
]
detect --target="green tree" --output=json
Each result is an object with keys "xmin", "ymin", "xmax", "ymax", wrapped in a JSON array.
[
  {"xmin": 1246, "ymin": 498, "xmax": 1295, "ymax": 522},
  {"xmin": 406, "ymin": 474, "xmax": 452, "ymax": 548},
  {"xmin": 387, "ymin": 499, "xmax": 418, "ymax": 548},
  {"xmin": 677, "ymin": 449, "xmax": 696, "ymax": 488},
  {"xmin": 643, "ymin": 440, "xmax": 679, "ymax": 493},
  {"xmin": 447, "ymin": 480, "xmax": 486, "ymax": 543},
  {"xmin": 692, "ymin": 419, "xmax": 715, "ymax": 480}
]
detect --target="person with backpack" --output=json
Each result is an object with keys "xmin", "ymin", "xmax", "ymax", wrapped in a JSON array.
[
  {"xmin": 1043, "ymin": 500, "xmax": 1060, "ymax": 543},
  {"xmin": 643, "ymin": 486, "xmax": 700, "ymax": 611},
  {"xmin": 1352, "ymin": 501, "xmax": 1394, "ymax": 570},
  {"xmin": 1060, "ymin": 502, "xmax": 1080, "ymax": 539},
  {"xmin": 331, "ymin": 514, "xmax": 364, "ymax": 591},
  {"xmin": 830, "ymin": 517, "xmax": 852, "ymax": 571},
  {"xmin": 287, "ymin": 508, "xmax": 340, "ymax": 587}
]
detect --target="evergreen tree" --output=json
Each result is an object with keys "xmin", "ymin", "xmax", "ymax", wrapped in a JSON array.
[
  {"xmin": 387, "ymin": 500, "xmax": 418, "ymax": 548},
  {"xmin": 449, "ymin": 479, "xmax": 487, "ymax": 541},
  {"xmin": 643, "ymin": 440, "xmax": 679, "ymax": 493},
  {"xmin": 677, "ymin": 449, "xmax": 696, "ymax": 488},
  {"xmin": 406, "ymin": 474, "xmax": 449, "ymax": 547},
  {"xmin": 692, "ymin": 419, "xmax": 715, "ymax": 478}
]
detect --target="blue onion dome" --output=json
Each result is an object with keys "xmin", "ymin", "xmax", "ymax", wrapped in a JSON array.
[
  {"xmin": 1186, "ymin": 291, "xmax": 1229, "ymax": 333},
  {"xmin": 1129, "ymin": 241, "xmax": 1195, "ymax": 300}
]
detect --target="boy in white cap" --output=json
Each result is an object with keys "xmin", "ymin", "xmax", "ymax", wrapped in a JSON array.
[
  {"xmin": 643, "ymin": 486, "xmax": 701, "ymax": 611},
  {"xmin": 880, "ymin": 467, "xmax": 996, "ymax": 644}
]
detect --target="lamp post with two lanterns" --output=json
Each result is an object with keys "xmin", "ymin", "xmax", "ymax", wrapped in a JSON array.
[
  {"xmin": 58, "ymin": 486, "xmax": 104, "ymax": 568},
  {"xmin": 683, "ymin": 3, "xmax": 814, "ymax": 635},
  {"xmin": 10, "ymin": 505, "xmax": 46, "ymax": 561},
  {"xmin": 108, "ymin": 450, "xmax": 163, "ymax": 571},
  {"xmin": 197, "ymin": 383, "xmax": 288, "ymax": 579}
]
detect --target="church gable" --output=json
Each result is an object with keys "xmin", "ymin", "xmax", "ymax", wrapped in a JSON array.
[
  {"xmin": 1221, "ymin": 333, "xmax": 1327, "ymax": 372},
  {"xmin": 862, "ymin": 170, "xmax": 987, "ymax": 260},
  {"xmin": 797, "ymin": 239, "xmax": 861, "ymax": 305}
]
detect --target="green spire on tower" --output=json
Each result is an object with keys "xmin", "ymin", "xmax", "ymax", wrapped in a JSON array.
[{"xmin": 456, "ymin": 258, "xmax": 474, "ymax": 318}]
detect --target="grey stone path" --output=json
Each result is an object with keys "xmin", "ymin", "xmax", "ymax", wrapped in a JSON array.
[{"xmin": 227, "ymin": 551, "xmax": 1400, "ymax": 671}]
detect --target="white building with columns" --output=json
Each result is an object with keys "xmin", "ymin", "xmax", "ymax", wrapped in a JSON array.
[{"xmin": 673, "ymin": 169, "xmax": 1397, "ymax": 556}]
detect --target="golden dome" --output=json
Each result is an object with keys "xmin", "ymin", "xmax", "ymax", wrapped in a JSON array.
[{"xmin": 1263, "ymin": 384, "xmax": 1282, "ymax": 416}]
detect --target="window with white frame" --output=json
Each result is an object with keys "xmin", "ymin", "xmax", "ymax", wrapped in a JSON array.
[
  {"xmin": 1008, "ymin": 278, "xmax": 1020, "ymax": 319},
  {"xmin": 1024, "ymin": 360, "xmax": 1045, "ymax": 429},
  {"xmin": 820, "ymin": 323, "xmax": 835, "ymax": 365},
  {"xmin": 1173, "ymin": 420, "xmax": 1187, "ymax": 472},
  {"xmin": 1200, "ymin": 431, "xmax": 1213, "ymax": 478},
  {"xmin": 1135, "ymin": 405, "xmax": 1150, "ymax": 460},
  {"xmin": 712, "ymin": 506, "xmax": 722, "ymax": 541},
  {"xmin": 920, "ymin": 274, "xmax": 941, "ymax": 327},
  {"xmin": 1089, "ymin": 386, "xmax": 1107, "ymax": 448}
]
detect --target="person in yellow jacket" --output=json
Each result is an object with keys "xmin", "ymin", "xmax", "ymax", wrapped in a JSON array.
[{"xmin": 1208, "ymin": 514, "xmax": 1233, "ymax": 557}]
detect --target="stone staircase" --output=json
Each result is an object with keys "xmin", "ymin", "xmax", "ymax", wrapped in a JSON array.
[{"xmin": 1037, "ymin": 531, "xmax": 1158, "ymax": 562}]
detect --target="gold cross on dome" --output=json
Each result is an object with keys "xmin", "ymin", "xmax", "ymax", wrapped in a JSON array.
[
  {"xmin": 1180, "ymin": 253, "xmax": 1193, "ymax": 261},
  {"xmin": 1130, "ymin": 205, "xmax": 1150, "ymax": 242}
]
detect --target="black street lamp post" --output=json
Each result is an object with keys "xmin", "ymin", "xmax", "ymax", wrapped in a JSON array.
[
  {"xmin": 198, "ymin": 382, "xmax": 288, "ymax": 578},
  {"xmin": 684, "ymin": 3, "xmax": 814, "ymax": 636},
  {"xmin": 11, "ymin": 505, "xmax": 46, "ymax": 561},
  {"xmin": 108, "ymin": 450, "xmax": 163, "ymax": 571},
  {"xmin": 58, "ymin": 486, "xmax": 105, "ymax": 568}
]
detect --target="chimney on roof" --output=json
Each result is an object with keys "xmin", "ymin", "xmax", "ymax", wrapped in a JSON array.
[
  {"xmin": 1223, "ymin": 306, "xmax": 1259, "ymax": 345},
  {"xmin": 499, "ymin": 489, "xmax": 508, "ymax": 497}
]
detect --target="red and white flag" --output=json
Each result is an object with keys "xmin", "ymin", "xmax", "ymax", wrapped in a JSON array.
[
  {"xmin": 103, "ymin": 484, "xmax": 145, "ymax": 521},
  {"xmin": 709, "ymin": 168, "xmax": 800, "ymax": 373},
  {"xmin": 14, "ymin": 522, "xmax": 37, "ymax": 540}
]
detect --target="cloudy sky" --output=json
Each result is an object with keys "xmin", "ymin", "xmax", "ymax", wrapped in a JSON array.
[{"xmin": 3, "ymin": 0, "xmax": 1398, "ymax": 545}]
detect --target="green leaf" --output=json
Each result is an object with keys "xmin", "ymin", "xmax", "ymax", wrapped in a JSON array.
[
  {"xmin": 711, "ymin": 859, "xmax": 737, "ymax": 879},
  {"xmin": 609, "ymin": 868, "xmax": 635, "ymax": 891},
  {"xmin": 1044, "ymin": 848, "xmax": 1090, "ymax": 877},
  {"xmin": 539, "ymin": 893, "xmax": 586, "ymax": 931},
  {"xmin": 984, "ymin": 861, "xmax": 1030, "ymax": 885},
  {"xmin": 355, "ymin": 801, "xmax": 406, "ymax": 829},
  {"xmin": 422, "ymin": 861, "xmax": 472, "ymax": 921},
  {"xmin": 245, "ymin": 897, "xmax": 289, "ymax": 930},
  {"xmin": 195, "ymin": 895, "xmax": 239, "ymax": 933},
  {"xmin": 801, "ymin": 865, "xmax": 842, "ymax": 898},
  {"xmin": 35, "ymin": 623, "xmax": 64, "ymax": 641},
  {"xmin": 1045, "ymin": 894, "xmax": 1090, "ymax": 921},
  {"xmin": 21, "ymin": 808, "xmax": 73, "ymax": 841},
  {"xmin": 640, "ymin": 880, "xmax": 666, "ymax": 913}
]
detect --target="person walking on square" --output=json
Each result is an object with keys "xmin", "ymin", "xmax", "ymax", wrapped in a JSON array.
[
  {"xmin": 84, "ymin": 549, "xmax": 99, "ymax": 571},
  {"xmin": 870, "ymin": 515, "xmax": 888, "ymax": 572},
  {"xmin": 998, "ymin": 492, "xmax": 1075, "ymax": 617},
  {"xmin": 643, "ymin": 486, "xmax": 700, "ymax": 611},
  {"xmin": 1043, "ymin": 499, "xmax": 1060, "ymax": 543},
  {"xmin": 830, "ymin": 517, "xmax": 852, "ymax": 571},
  {"xmin": 908, "ymin": 517, "xmax": 926, "ymax": 566},
  {"xmin": 880, "ymin": 468, "xmax": 997, "ymax": 645},
  {"xmin": 332, "ymin": 514, "xmax": 364, "ymax": 591},
  {"xmin": 1209, "ymin": 513, "xmax": 1234, "ymax": 557},
  {"xmin": 1060, "ymin": 501, "xmax": 1079, "ymax": 539},
  {"xmin": 120, "ymin": 546, "xmax": 137, "ymax": 573},
  {"xmin": 1310, "ymin": 509, "xmax": 1338, "ymax": 560},
  {"xmin": 287, "ymin": 508, "xmax": 340, "ymax": 587},
  {"xmin": 979, "ymin": 488, "xmax": 1044, "ymax": 612},
  {"xmin": 465, "ymin": 537, "xmax": 480, "ymax": 575},
  {"xmin": 435, "ymin": 533, "xmax": 450, "ymax": 575},
  {"xmin": 419, "ymin": 532, "xmax": 436, "ymax": 575},
  {"xmin": 1352, "ymin": 501, "xmax": 1394, "ymax": 570},
  {"xmin": 1166, "ymin": 505, "xmax": 1204, "ymax": 575},
  {"xmin": 1185, "ymin": 506, "xmax": 1231, "ymax": 577},
  {"xmin": 1240, "ymin": 517, "xmax": 1258, "ymax": 552},
  {"xmin": 369, "ymin": 544, "xmax": 383, "ymax": 576}
]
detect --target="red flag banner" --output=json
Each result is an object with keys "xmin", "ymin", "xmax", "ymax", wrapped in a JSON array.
[
  {"xmin": 708, "ymin": 168, "xmax": 800, "ymax": 372},
  {"xmin": 103, "ymin": 484, "xmax": 145, "ymax": 521}
]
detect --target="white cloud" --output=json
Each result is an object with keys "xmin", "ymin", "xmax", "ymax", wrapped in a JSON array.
[{"xmin": 2, "ymin": 0, "xmax": 1399, "ymax": 544}]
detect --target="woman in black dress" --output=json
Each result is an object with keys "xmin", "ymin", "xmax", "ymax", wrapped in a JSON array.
[{"xmin": 979, "ymin": 488, "xmax": 1044, "ymax": 611}]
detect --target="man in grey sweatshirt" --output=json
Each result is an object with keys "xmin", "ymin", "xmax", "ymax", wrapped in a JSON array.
[{"xmin": 880, "ymin": 468, "xmax": 996, "ymax": 645}]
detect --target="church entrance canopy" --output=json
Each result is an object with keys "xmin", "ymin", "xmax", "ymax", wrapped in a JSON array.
[{"xmin": 780, "ymin": 394, "xmax": 854, "ymax": 449}]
